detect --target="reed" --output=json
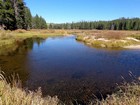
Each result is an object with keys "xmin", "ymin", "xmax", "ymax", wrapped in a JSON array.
[
  {"xmin": 0, "ymin": 71, "xmax": 140, "ymax": 105},
  {"xmin": 0, "ymin": 71, "xmax": 59, "ymax": 105},
  {"xmin": 96, "ymin": 81, "xmax": 140, "ymax": 105}
]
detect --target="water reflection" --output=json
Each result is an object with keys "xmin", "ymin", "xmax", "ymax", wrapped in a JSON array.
[
  {"xmin": 0, "ymin": 37, "xmax": 45, "ymax": 84},
  {"xmin": 0, "ymin": 36, "xmax": 140, "ymax": 104}
]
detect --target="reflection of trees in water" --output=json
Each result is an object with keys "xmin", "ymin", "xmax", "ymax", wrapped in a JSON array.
[
  {"xmin": 0, "ymin": 37, "xmax": 45, "ymax": 86},
  {"xmin": 17, "ymin": 37, "xmax": 45, "ymax": 53},
  {"xmin": 0, "ymin": 37, "xmax": 45, "ymax": 56},
  {"xmin": 0, "ymin": 54, "xmax": 29, "ymax": 86},
  {"xmin": 35, "ymin": 38, "xmax": 45, "ymax": 46},
  {"xmin": 0, "ymin": 44, "xmax": 18, "ymax": 56}
]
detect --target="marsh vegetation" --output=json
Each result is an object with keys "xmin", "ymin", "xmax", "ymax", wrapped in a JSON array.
[
  {"xmin": 1, "ymin": 0, "xmax": 140, "ymax": 105},
  {"xmin": 0, "ymin": 32, "xmax": 140, "ymax": 104},
  {"xmin": 0, "ymin": 29, "xmax": 66, "ymax": 55},
  {"xmin": 75, "ymin": 30, "xmax": 140, "ymax": 48},
  {"xmin": 0, "ymin": 71, "xmax": 140, "ymax": 105}
]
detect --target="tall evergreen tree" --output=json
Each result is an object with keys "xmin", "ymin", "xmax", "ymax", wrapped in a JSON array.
[
  {"xmin": 0, "ymin": 0, "xmax": 16, "ymax": 30},
  {"xmin": 39, "ymin": 16, "xmax": 47, "ymax": 29},
  {"xmin": 12, "ymin": 0, "xmax": 26, "ymax": 29},
  {"xmin": 24, "ymin": 7, "xmax": 32, "ymax": 29},
  {"xmin": 32, "ymin": 14, "xmax": 47, "ymax": 29},
  {"xmin": 49, "ymin": 18, "xmax": 140, "ymax": 30}
]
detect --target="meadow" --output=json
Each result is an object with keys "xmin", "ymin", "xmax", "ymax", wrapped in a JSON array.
[
  {"xmin": 75, "ymin": 30, "xmax": 140, "ymax": 48},
  {"xmin": 1, "ymin": 29, "xmax": 140, "ymax": 49},
  {"xmin": 0, "ymin": 29, "xmax": 67, "ymax": 55},
  {"xmin": 0, "ymin": 29, "xmax": 140, "ymax": 105}
]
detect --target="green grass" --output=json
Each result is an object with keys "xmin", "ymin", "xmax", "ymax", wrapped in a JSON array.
[
  {"xmin": 0, "ymin": 30, "xmax": 66, "ymax": 55},
  {"xmin": 0, "ymin": 29, "xmax": 66, "ymax": 41}
]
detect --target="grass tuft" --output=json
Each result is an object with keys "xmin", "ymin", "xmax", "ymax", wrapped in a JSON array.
[
  {"xmin": 0, "ymin": 71, "xmax": 59, "ymax": 105},
  {"xmin": 96, "ymin": 81, "xmax": 140, "ymax": 105},
  {"xmin": 0, "ymin": 71, "xmax": 140, "ymax": 105}
]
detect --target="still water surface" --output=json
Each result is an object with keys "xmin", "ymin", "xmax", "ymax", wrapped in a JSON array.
[{"xmin": 0, "ymin": 36, "xmax": 140, "ymax": 103}]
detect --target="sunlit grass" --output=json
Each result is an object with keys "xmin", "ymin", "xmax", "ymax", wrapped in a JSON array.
[
  {"xmin": 1, "ymin": 29, "xmax": 140, "ymax": 49},
  {"xmin": 0, "ymin": 29, "xmax": 66, "ymax": 54},
  {"xmin": 76, "ymin": 30, "xmax": 140, "ymax": 48},
  {"xmin": 95, "ymin": 81, "xmax": 140, "ymax": 105},
  {"xmin": 13, "ymin": 29, "xmax": 66, "ymax": 38},
  {"xmin": 0, "ymin": 70, "xmax": 140, "ymax": 105},
  {"xmin": 0, "ymin": 71, "xmax": 59, "ymax": 105}
]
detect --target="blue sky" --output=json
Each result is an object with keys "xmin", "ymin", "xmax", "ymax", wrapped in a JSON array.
[{"xmin": 24, "ymin": 0, "xmax": 140, "ymax": 23}]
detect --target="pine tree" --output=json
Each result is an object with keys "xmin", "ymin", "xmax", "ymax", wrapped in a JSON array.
[
  {"xmin": 39, "ymin": 16, "xmax": 47, "ymax": 29},
  {"xmin": 32, "ymin": 14, "xmax": 47, "ymax": 29},
  {"xmin": 50, "ymin": 18, "xmax": 140, "ymax": 30},
  {"xmin": 24, "ymin": 7, "xmax": 32, "ymax": 29},
  {"xmin": 12, "ymin": 0, "xmax": 26, "ymax": 29},
  {"xmin": 0, "ymin": 0, "xmax": 16, "ymax": 30}
]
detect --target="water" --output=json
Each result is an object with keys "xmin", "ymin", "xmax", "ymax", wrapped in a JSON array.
[{"xmin": 0, "ymin": 36, "xmax": 140, "ymax": 104}]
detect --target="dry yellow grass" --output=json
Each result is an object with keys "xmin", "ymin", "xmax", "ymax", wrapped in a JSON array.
[
  {"xmin": 96, "ymin": 82, "xmax": 140, "ymax": 105},
  {"xmin": 0, "ymin": 71, "xmax": 140, "ymax": 105},
  {"xmin": 75, "ymin": 30, "xmax": 140, "ymax": 48},
  {"xmin": 0, "ymin": 30, "xmax": 140, "ymax": 104},
  {"xmin": 0, "ymin": 71, "xmax": 59, "ymax": 105},
  {"xmin": 0, "ymin": 72, "xmax": 140, "ymax": 105}
]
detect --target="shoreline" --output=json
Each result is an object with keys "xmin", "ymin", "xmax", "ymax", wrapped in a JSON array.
[
  {"xmin": 0, "ymin": 71, "xmax": 139, "ymax": 105},
  {"xmin": 124, "ymin": 45, "xmax": 140, "ymax": 49},
  {"xmin": 75, "ymin": 32, "xmax": 140, "ymax": 49},
  {"xmin": 1, "ymin": 30, "xmax": 140, "ymax": 50}
]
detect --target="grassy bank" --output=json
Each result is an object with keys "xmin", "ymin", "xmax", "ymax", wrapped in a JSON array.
[
  {"xmin": 0, "ymin": 71, "xmax": 140, "ymax": 105},
  {"xmin": 75, "ymin": 30, "xmax": 140, "ymax": 48},
  {"xmin": 1, "ymin": 30, "xmax": 140, "ymax": 51},
  {"xmin": 0, "ymin": 29, "xmax": 68, "ymax": 55},
  {"xmin": 0, "ymin": 29, "xmax": 68, "ymax": 43},
  {"xmin": 0, "ymin": 71, "xmax": 59, "ymax": 105},
  {"xmin": 96, "ymin": 81, "xmax": 140, "ymax": 105}
]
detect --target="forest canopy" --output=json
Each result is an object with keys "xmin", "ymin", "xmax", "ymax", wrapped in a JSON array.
[
  {"xmin": 0, "ymin": 0, "xmax": 140, "ymax": 30},
  {"xmin": 49, "ymin": 18, "xmax": 140, "ymax": 30},
  {"xmin": 0, "ymin": 0, "xmax": 47, "ymax": 30}
]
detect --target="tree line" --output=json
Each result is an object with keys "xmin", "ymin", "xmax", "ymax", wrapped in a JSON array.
[
  {"xmin": 0, "ymin": 0, "xmax": 47, "ymax": 30},
  {"xmin": 49, "ymin": 18, "xmax": 140, "ymax": 30},
  {"xmin": 1, "ymin": 0, "xmax": 140, "ymax": 31}
]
